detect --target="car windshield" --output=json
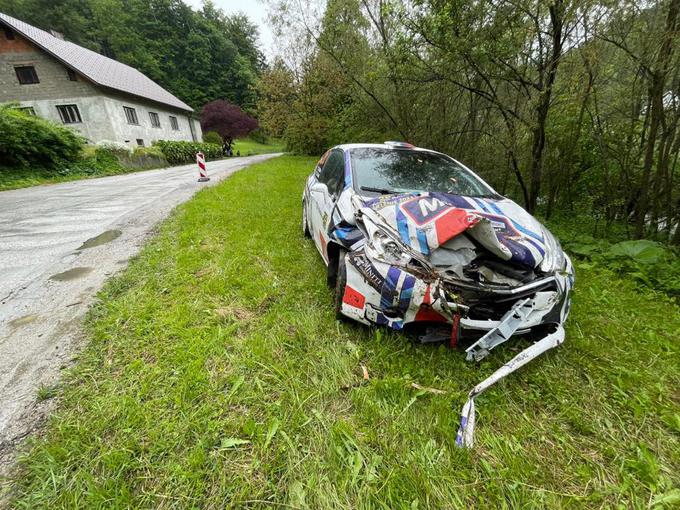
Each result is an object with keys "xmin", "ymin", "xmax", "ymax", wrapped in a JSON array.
[{"xmin": 350, "ymin": 148, "xmax": 496, "ymax": 198}]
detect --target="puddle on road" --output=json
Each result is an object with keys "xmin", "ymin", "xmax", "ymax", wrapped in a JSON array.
[
  {"xmin": 49, "ymin": 267, "xmax": 93, "ymax": 281},
  {"xmin": 9, "ymin": 314, "xmax": 39, "ymax": 328},
  {"xmin": 77, "ymin": 229, "xmax": 122, "ymax": 250}
]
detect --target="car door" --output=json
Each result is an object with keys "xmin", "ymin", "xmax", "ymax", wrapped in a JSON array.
[{"xmin": 309, "ymin": 149, "xmax": 345, "ymax": 262}]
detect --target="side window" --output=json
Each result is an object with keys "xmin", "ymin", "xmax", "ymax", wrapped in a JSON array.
[
  {"xmin": 319, "ymin": 150, "xmax": 345, "ymax": 196},
  {"xmin": 315, "ymin": 150, "xmax": 330, "ymax": 174}
]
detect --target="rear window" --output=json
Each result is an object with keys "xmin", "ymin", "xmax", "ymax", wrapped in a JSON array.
[{"xmin": 350, "ymin": 148, "xmax": 495, "ymax": 198}]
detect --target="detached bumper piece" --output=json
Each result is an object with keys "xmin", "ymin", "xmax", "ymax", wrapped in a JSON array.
[
  {"xmin": 455, "ymin": 325, "xmax": 565, "ymax": 448},
  {"xmin": 465, "ymin": 297, "xmax": 535, "ymax": 362}
]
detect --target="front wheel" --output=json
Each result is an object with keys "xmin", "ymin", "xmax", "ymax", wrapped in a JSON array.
[
  {"xmin": 302, "ymin": 199, "xmax": 311, "ymax": 238},
  {"xmin": 334, "ymin": 249, "xmax": 348, "ymax": 320}
]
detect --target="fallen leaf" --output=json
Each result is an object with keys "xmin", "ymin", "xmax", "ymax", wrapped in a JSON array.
[
  {"xmin": 219, "ymin": 437, "xmax": 250, "ymax": 449},
  {"xmin": 361, "ymin": 364, "xmax": 369, "ymax": 380}
]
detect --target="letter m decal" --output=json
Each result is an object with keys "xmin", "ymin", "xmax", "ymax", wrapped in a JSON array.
[{"xmin": 401, "ymin": 196, "xmax": 448, "ymax": 225}]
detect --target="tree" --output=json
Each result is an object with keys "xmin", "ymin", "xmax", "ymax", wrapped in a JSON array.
[{"xmin": 200, "ymin": 100, "xmax": 259, "ymax": 146}]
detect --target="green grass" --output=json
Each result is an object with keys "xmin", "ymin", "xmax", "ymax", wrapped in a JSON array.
[
  {"xmin": 0, "ymin": 164, "xmax": 133, "ymax": 191},
  {"xmin": 233, "ymin": 137, "xmax": 285, "ymax": 156},
  {"xmin": 35, "ymin": 385, "xmax": 59, "ymax": 402},
  {"xmin": 6, "ymin": 156, "xmax": 679, "ymax": 508}
]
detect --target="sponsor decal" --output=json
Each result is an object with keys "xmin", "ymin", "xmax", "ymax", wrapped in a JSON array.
[
  {"xmin": 342, "ymin": 285, "xmax": 366, "ymax": 309},
  {"xmin": 400, "ymin": 196, "xmax": 450, "ymax": 226},
  {"xmin": 364, "ymin": 194, "xmax": 415, "ymax": 210},
  {"xmin": 350, "ymin": 253, "xmax": 385, "ymax": 292}
]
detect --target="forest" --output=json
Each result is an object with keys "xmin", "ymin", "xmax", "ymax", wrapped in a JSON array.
[{"xmin": 259, "ymin": 0, "xmax": 680, "ymax": 245}]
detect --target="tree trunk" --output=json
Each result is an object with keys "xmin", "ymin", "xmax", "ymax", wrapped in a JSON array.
[
  {"xmin": 633, "ymin": 0, "xmax": 679, "ymax": 238},
  {"xmin": 527, "ymin": 1, "xmax": 564, "ymax": 213}
]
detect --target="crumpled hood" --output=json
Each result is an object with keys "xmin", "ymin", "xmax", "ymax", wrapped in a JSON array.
[{"xmin": 359, "ymin": 192, "xmax": 548, "ymax": 268}]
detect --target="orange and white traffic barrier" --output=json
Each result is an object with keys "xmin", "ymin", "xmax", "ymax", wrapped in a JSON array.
[{"xmin": 197, "ymin": 152, "xmax": 209, "ymax": 182}]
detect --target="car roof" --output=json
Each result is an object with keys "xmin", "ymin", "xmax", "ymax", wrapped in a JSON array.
[
  {"xmin": 331, "ymin": 143, "xmax": 499, "ymax": 196},
  {"xmin": 335, "ymin": 142, "xmax": 436, "ymax": 152}
]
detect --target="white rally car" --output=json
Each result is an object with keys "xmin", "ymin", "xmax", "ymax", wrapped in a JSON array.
[{"xmin": 302, "ymin": 142, "xmax": 575, "ymax": 446}]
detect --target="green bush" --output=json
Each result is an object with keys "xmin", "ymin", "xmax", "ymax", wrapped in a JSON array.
[
  {"xmin": 0, "ymin": 103, "xmax": 84, "ymax": 167},
  {"xmin": 202, "ymin": 131, "xmax": 223, "ymax": 145},
  {"xmin": 249, "ymin": 128, "xmax": 268, "ymax": 144},
  {"xmin": 153, "ymin": 140, "xmax": 223, "ymax": 164},
  {"xmin": 550, "ymin": 224, "xmax": 680, "ymax": 300}
]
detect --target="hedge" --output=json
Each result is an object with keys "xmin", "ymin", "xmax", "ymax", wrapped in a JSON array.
[
  {"xmin": 153, "ymin": 140, "xmax": 223, "ymax": 165},
  {"xmin": 0, "ymin": 103, "xmax": 84, "ymax": 167}
]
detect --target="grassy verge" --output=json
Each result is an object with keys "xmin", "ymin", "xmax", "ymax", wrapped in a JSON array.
[
  {"xmin": 7, "ymin": 156, "xmax": 679, "ymax": 508},
  {"xmin": 233, "ymin": 137, "xmax": 285, "ymax": 156},
  {"xmin": 0, "ymin": 164, "xmax": 140, "ymax": 191}
]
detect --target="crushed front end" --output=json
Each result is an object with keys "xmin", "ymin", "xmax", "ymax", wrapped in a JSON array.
[{"xmin": 332, "ymin": 191, "xmax": 575, "ymax": 447}]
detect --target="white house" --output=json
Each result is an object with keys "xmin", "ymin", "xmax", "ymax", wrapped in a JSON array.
[{"xmin": 0, "ymin": 12, "xmax": 202, "ymax": 147}]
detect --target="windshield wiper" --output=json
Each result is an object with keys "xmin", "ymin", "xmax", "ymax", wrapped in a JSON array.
[{"xmin": 360, "ymin": 186, "xmax": 394, "ymax": 195}]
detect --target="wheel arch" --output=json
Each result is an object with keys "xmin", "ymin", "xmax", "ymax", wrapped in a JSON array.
[{"xmin": 326, "ymin": 241, "xmax": 344, "ymax": 287}]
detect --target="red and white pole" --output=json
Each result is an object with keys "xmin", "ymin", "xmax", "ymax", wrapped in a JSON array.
[{"xmin": 196, "ymin": 152, "xmax": 209, "ymax": 182}]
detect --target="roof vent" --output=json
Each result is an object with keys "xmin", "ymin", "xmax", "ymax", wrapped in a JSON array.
[
  {"xmin": 384, "ymin": 141, "xmax": 414, "ymax": 149},
  {"xmin": 49, "ymin": 29, "xmax": 64, "ymax": 40}
]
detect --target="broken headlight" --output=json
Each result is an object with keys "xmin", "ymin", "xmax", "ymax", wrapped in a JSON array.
[
  {"xmin": 539, "ymin": 226, "xmax": 566, "ymax": 273},
  {"xmin": 364, "ymin": 225, "xmax": 410, "ymax": 265},
  {"xmin": 374, "ymin": 231, "xmax": 409, "ymax": 263}
]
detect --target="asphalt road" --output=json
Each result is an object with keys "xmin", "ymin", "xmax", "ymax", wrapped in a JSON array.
[{"xmin": 0, "ymin": 154, "xmax": 280, "ymax": 474}]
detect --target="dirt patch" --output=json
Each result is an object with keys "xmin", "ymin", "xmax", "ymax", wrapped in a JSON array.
[
  {"xmin": 8, "ymin": 314, "xmax": 38, "ymax": 329},
  {"xmin": 215, "ymin": 306, "xmax": 256, "ymax": 322}
]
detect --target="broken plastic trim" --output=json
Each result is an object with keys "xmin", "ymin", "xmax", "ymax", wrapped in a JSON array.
[
  {"xmin": 465, "ymin": 297, "xmax": 534, "ymax": 361},
  {"xmin": 455, "ymin": 325, "xmax": 565, "ymax": 448}
]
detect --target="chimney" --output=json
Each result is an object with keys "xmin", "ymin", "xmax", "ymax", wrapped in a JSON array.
[{"xmin": 49, "ymin": 29, "xmax": 64, "ymax": 40}]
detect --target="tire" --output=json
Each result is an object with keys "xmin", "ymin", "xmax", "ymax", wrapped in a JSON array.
[
  {"xmin": 302, "ymin": 199, "xmax": 311, "ymax": 238},
  {"xmin": 334, "ymin": 249, "xmax": 348, "ymax": 320}
]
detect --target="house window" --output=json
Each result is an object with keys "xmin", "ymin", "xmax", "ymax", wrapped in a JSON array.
[
  {"xmin": 169, "ymin": 116, "xmax": 179, "ymax": 130},
  {"xmin": 15, "ymin": 66, "xmax": 39, "ymax": 85},
  {"xmin": 19, "ymin": 106, "xmax": 36, "ymax": 116},
  {"xmin": 56, "ymin": 104, "xmax": 82, "ymax": 124},
  {"xmin": 123, "ymin": 106, "xmax": 139, "ymax": 125},
  {"xmin": 4, "ymin": 27, "xmax": 15, "ymax": 40},
  {"xmin": 136, "ymin": 139, "xmax": 144, "ymax": 147},
  {"xmin": 67, "ymin": 69, "xmax": 77, "ymax": 81},
  {"xmin": 149, "ymin": 112, "xmax": 160, "ymax": 128}
]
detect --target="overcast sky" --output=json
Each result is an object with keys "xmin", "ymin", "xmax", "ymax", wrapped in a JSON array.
[{"xmin": 184, "ymin": 0, "xmax": 275, "ymax": 59}]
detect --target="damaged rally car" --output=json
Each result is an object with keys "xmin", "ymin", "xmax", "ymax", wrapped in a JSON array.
[{"xmin": 302, "ymin": 142, "xmax": 575, "ymax": 447}]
